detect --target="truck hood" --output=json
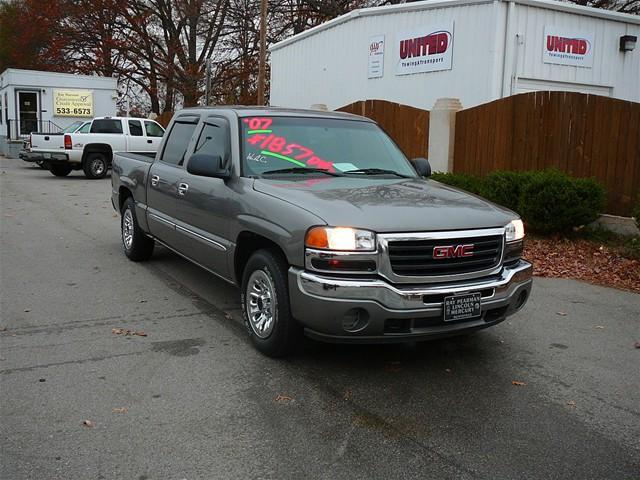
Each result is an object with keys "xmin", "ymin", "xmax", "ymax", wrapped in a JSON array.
[{"xmin": 253, "ymin": 177, "xmax": 516, "ymax": 232}]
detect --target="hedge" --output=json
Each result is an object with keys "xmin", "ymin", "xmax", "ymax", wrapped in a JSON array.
[{"xmin": 431, "ymin": 169, "xmax": 606, "ymax": 234}]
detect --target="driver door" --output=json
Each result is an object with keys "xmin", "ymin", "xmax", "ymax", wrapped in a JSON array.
[{"xmin": 173, "ymin": 117, "xmax": 233, "ymax": 278}]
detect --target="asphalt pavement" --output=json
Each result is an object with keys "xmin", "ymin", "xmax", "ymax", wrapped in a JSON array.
[{"xmin": 1, "ymin": 156, "xmax": 639, "ymax": 480}]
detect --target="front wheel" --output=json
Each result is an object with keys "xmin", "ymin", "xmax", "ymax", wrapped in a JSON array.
[
  {"xmin": 121, "ymin": 197, "xmax": 154, "ymax": 261},
  {"xmin": 49, "ymin": 164, "xmax": 72, "ymax": 177},
  {"xmin": 83, "ymin": 153, "xmax": 108, "ymax": 179},
  {"xmin": 241, "ymin": 249, "xmax": 301, "ymax": 358}
]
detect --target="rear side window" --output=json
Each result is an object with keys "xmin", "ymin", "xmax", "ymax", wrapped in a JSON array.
[
  {"xmin": 78, "ymin": 122, "xmax": 91, "ymax": 133},
  {"xmin": 145, "ymin": 121, "xmax": 164, "ymax": 137},
  {"xmin": 161, "ymin": 121, "xmax": 197, "ymax": 166},
  {"xmin": 128, "ymin": 120, "xmax": 143, "ymax": 136},
  {"xmin": 90, "ymin": 119, "xmax": 123, "ymax": 134}
]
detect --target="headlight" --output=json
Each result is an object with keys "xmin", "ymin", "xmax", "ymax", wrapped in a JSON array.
[
  {"xmin": 505, "ymin": 219, "xmax": 525, "ymax": 242},
  {"xmin": 305, "ymin": 226, "xmax": 376, "ymax": 251}
]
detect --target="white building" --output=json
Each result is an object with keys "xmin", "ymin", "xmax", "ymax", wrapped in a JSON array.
[
  {"xmin": 269, "ymin": 0, "xmax": 640, "ymax": 111},
  {"xmin": 0, "ymin": 68, "xmax": 117, "ymax": 156}
]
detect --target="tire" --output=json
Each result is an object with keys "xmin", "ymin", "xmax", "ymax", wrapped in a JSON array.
[
  {"xmin": 83, "ymin": 153, "xmax": 108, "ymax": 179},
  {"xmin": 49, "ymin": 164, "xmax": 72, "ymax": 177},
  {"xmin": 121, "ymin": 197, "xmax": 154, "ymax": 261},
  {"xmin": 241, "ymin": 249, "xmax": 301, "ymax": 358},
  {"xmin": 36, "ymin": 160, "xmax": 48, "ymax": 169}
]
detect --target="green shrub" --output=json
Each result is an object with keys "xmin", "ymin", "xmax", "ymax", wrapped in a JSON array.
[
  {"xmin": 518, "ymin": 170, "xmax": 605, "ymax": 234},
  {"xmin": 430, "ymin": 172, "xmax": 483, "ymax": 195},
  {"xmin": 480, "ymin": 171, "xmax": 534, "ymax": 213}
]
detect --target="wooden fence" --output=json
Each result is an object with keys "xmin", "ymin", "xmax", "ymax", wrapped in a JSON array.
[
  {"xmin": 453, "ymin": 92, "xmax": 640, "ymax": 216},
  {"xmin": 337, "ymin": 100, "xmax": 430, "ymax": 160}
]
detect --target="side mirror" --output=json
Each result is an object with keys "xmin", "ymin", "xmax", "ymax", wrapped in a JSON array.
[
  {"xmin": 186, "ymin": 153, "xmax": 230, "ymax": 179},
  {"xmin": 412, "ymin": 157, "xmax": 431, "ymax": 178}
]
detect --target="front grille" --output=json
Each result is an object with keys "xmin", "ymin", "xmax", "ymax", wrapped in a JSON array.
[{"xmin": 387, "ymin": 235, "xmax": 503, "ymax": 277}]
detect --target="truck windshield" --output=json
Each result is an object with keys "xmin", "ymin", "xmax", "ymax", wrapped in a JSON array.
[
  {"xmin": 240, "ymin": 116, "xmax": 416, "ymax": 178},
  {"xmin": 62, "ymin": 121, "xmax": 84, "ymax": 133}
]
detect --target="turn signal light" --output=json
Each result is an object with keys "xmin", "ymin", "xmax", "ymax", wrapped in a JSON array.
[
  {"xmin": 305, "ymin": 226, "xmax": 376, "ymax": 251},
  {"xmin": 64, "ymin": 134, "xmax": 72, "ymax": 150}
]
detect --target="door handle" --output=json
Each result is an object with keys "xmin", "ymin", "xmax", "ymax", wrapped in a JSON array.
[
  {"xmin": 147, "ymin": 139, "xmax": 152, "ymax": 144},
  {"xmin": 151, "ymin": 175, "xmax": 160, "ymax": 186},
  {"xmin": 178, "ymin": 182, "xmax": 189, "ymax": 196}
]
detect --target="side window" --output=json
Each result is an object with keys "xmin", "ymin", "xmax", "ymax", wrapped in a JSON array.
[
  {"xmin": 0, "ymin": 94, "xmax": 3, "ymax": 125},
  {"xmin": 194, "ymin": 120, "xmax": 230, "ymax": 165},
  {"xmin": 78, "ymin": 122, "xmax": 91, "ymax": 133},
  {"xmin": 90, "ymin": 119, "xmax": 123, "ymax": 134},
  {"xmin": 160, "ymin": 121, "xmax": 197, "ymax": 166},
  {"xmin": 128, "ymin": 120, "xmax": 143, "ymax": 136},
  {"xmin": 144, "ymin": 121, "xmax": 164, "ymax": 137}
]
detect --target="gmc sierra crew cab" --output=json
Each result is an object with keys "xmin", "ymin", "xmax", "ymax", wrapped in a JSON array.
[
  {"xmin": 112, "ymin": 107, "xmax": 532, "ymax": 357},
  {"xmin": 47, "ymin": 116, "xmax": 165, "ymax": 179}
]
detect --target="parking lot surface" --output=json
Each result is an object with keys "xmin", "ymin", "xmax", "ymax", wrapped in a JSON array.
[{"xmin": 1, "ymin": 157, "xmax": 639, "ymax": 480}]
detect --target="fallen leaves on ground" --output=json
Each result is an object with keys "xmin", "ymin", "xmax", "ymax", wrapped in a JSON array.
[
  {"xmin": 634, "ymin": 341, "xmax": 640, "ymax": 349},
  {"xmin": 82, "ymin": 420, "xmax": 94, "ymax": 428},
  {"xmin": 511, "ymin": 380, "xmax": 527, "ymax": 386},
  {"xmin": 112, "ymin": 407, "xmax": 128, "ymax": 414},
  {"xmin": 111, "ymin": 328, "xmax": 147, "ymax": 337},
  {"xmin": 524, "ymin": 237, "xmax": 640, "ymax": 293},
  {"xmin": 556, "ymin": 311, "xmax": 568, "ymax": 316},
  {"xmin": 567, "ymin": 400, "xmax": 577, "ymax": 407},
  {"xmin": 275, "ymin": 394, "xmax": 293, "ymax": 403}
]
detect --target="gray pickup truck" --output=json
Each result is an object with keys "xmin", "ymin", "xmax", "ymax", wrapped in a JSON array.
[{"xmin": 112, "ymin": 107, "xmax": 532, "ymax": 357}]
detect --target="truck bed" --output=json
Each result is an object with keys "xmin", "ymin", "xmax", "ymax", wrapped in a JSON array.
[{"xmin": 112, "ymin": 151, "xmax": 155, "ymax": 213}]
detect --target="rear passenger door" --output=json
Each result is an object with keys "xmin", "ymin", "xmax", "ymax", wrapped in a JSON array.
[
  {"xmin": 173, "ymin": 117, "xmax": 233, "ymax": 278},
  {"xmin": 146, "ymin": 115, "xmax": 199, "ymax": 248}
]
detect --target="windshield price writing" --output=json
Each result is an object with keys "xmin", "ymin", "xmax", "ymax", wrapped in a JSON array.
[{"xmin": 244, "ymin": 117, "xmax": 335, "ymax": 172}]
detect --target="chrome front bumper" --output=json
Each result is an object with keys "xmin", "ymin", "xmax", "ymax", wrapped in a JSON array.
[{"xmin": 288, "ymin": 260, "xmax": 533, "ymax": 343}]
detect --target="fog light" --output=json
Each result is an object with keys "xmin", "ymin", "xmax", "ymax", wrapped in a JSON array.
[
  {"xmin": 515, "ymin": 290, "xmax": 528, "ymax": 310},
  {"xmin": 342, "ymin": 308, "xmax": 369, "ymax": 332}
]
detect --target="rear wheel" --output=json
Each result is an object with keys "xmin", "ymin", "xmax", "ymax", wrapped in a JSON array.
[
  {"xmin": 241, "ymin": 249, "xmax": 301, "ymax": 357},
  {"xmin": 121, "ymin": 197, "xmax": 154, "ymax": 261},
  {"xmin": 83, "ymin": 153, "xmax": 108, "ymax": 179},
  {"xmin": 36, "ymin": 160, "xmax": 48, "ymax": 169},
  {"xmin": 49, "ymin": 164, "xmax": 72, "ymax": 177}
]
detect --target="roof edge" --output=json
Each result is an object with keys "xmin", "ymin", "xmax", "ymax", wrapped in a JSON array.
[
  {"xmin": 0, "ymin": 68, "xmax": 118, "ymax": 83},
  {"xmin": 269, "ymin": 0, "xmax": 640, "ymax": 52}
]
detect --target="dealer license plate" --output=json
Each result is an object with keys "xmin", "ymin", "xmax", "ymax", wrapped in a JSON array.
[{"xmin": 443, "ymin": 293, "xmax": 481, "ymax": 322}]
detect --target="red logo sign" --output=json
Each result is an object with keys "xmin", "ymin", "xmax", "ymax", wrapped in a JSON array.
[
  {"xmin": 370, "ymin": 40, "xmax": 384, "ymax": 54},
  {"xmin": 433, "ymin": 244, "xmax": 474, "ymax": 259},
  {"xmin": 399, "ymin": 30, "xmax": 451, "ymax": 59},
  {"xmin": 546, "ymin": 35, "xmax": 590, "ymax": 55}
]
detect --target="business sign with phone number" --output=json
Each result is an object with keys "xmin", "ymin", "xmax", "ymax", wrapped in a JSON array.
[
  {"xmin": 53, "ymin": 90, "xmax": 94, "ymax": 117},
  {"xmin": 243, "ymin": 117, "xmax": 335, "ymax": 172}
]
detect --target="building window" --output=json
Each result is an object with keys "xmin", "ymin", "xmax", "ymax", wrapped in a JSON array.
[{"xmin": 0, "ymin": 94, "xmax": 3, "ymax": 125}]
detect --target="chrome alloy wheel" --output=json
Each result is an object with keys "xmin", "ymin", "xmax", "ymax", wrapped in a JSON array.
[
  {"xmin": 246, "ymin": 270, "xmax": 277, "ymax": 339},
  {"xmin": 122, "ymin": 208, "xmax": 134, "ymax": 250},
  {"xmin": 90, "ymin": 158, "xmax": 106, "ymax": 176}
]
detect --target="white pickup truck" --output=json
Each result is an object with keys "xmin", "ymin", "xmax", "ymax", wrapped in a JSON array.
[
  {"xmin": 20, "ymin": 120, "xmax": 91, "ymax": 168},
  {"xmin": 45, "ymin": 116, "xmax": 165, "ymax": 179}
]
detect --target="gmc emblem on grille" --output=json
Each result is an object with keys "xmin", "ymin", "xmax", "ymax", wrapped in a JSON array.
[{"xmin": 433, "ymin": 244, "xmax": 474, "ymax": 259}]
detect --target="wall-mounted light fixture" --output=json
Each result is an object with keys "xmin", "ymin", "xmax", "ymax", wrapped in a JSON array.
[{"xmin": 620, "ymin": 35, "xmax": 637, "ymax": 52}]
